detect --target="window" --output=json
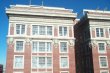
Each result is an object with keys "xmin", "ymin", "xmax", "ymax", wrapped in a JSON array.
[
  {"xmin": 61, "ymin": 57, "xmax": 68, "ymax": 68},
  {"xmin": 14, "ymin": 56, "xmax": 23, "ymax": 68},
  {"xmin": 32, "ymin": 41, "xmax": 52, "ymax": 53},
  {"xmin": 32, "ymin": 25, "xmax": 52, "ymax": 35},
  {"xmin": 60, "ymin": 42, "xmax": 67, "ymax": 53},
  {"xmin": 61, "ymin": 71, "xmax": 69, "ymax": 73},
  {"xmin": 16, "ymin": 24, "xmax": 25, "ymax": 35},
  {"xmin": 98, "ymin": 43, "xmax": 106, "ymax": 53},
  {"xmin": 32, "ymin": 56, "xmax": 52, "ymax": 68},
  {"xmin": 100, "ymin": 70, "xmax": 109, "ymax": 73},
  {"xmin": 16, "ymin": 41, "xmax": 24, "ymax": 52},
  {"xmin": 99, "ymin": 56, "xmax": 108, "ymax": 68},
  {"xmin": 96, "ymin": 28, "xmax": 104, "ymax": 37},
  {"xmin": 59, "ymin": 26, "xmax": 67, "ymax": 36}
]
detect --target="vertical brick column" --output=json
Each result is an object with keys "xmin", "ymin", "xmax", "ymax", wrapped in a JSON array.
[
  {"xmin": 53, "ymin": 42, "xmax": 60, "ymax": 73},
  {"xmin": 91, "ymin": 28, "xmax": 95, "ymax": 38},
  {"xmin": 68, "ymin": 41, "xmax": 76, "ymax": 73},
  {"xmin": 69, "ymin": 26, "xmax": 73, "ymax": 37},
  {"xmin": 24, "ymin": 40, "xmax": 31, "ymax": 73},
  {"xmin": 54, "ymin": 26, "xmax": 58, "ymax": 37},
  {"xmin": 27, "ymin": 25, "xmax": 31, "ymax": 36},
  {"xmin": 6, "ymin": 40, "xmax": 14, "ymax": 73},
  {"xmin": 105, "ymin": 28, "xmax": 109, "ymax": 38},
  {"xmin": 10, "ymin": 24, "xmax": 14, "ymax": 35}
]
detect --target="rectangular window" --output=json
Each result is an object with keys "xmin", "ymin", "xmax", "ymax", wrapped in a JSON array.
[
  {"xmin": 16, "ymin": 24, "xmax": 25, "ymax": 35},
  {"xmin": 59, "ymin": 26, "xmax": 67, "ymax": 36},
  {"xmin": 32, "ymin": 42, "xmax": 52, "ymax": 53},
  {"xmin": 98, "ymin": 43, "xmax": 106, "ymax": 53},
  {"xmin": 61, "ymin": 57, "xmax": 68, "ymax": 68},
  {"xmin": 100, "ymin": 70, "xmax": 109, "ymax": 73},
  {"xmin": 16, "ymin": 41, "xmax": 23, "ymax": 52},
  {"xmin": 99, "ymin": 56, "xmax": 108, "ymax": 68},
  {"xmin": 32, "ymin": 56, "xmax": 52, "ymax": 68},
  {"xmin": 14, "ymin": 56, "xmax": 23, "ymax": 68},
  {"xmin": 32, "ymin": 25, "xmax": 52, "ymax": 36},
  {"xmin": 96, "ymin": 28, "xmax": 104, "ymax": 37},
  {"xmin": 60, "ymin": 42, "xmax": 67, "ymax": 53}
]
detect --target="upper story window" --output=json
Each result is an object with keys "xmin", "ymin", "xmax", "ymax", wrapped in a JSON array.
[
  {"xmin": 15, "ymin": 41, "xmax": 24, "ymax": 52},
  {"xmin": 32, "ymin": 56, "xmax": 52, "ymax": 68},
  {"xmin": 99, "ymin": 56, "xmax": 108, "ymax": 68},
  {"xmin": 96, "ymin": 28, "xmax": 104, "ymax": 37},
  {"xmin": 100, "ymin": 70, "xmax": 109, "ymax": 73},
  {"xmin": 32, "ymin": 41, "xmax": 52, "ymax": 53},
  {"xmin": 98, "ymin": 42, "xmax": 106, "ymax": 53},
  {"xmin": 60, "ymin": 57, "xmax": 68, "ymax": 68},
  {"xmin": 59, "ymin": 26, "xmax": 67, "ymax": 36},
  {"xmin": 16, "ymin": 24, "xmax": 25, "ymax": 35},
  {"xmin": 14, "ymin": 56, "xmax": 24, "ymax": 69},
  {"xmin": 32, "ymin": 25, "xmax": 52, "ymax": 36},
  {"xmin": 60, "ymin": 42, "xmax": 67, "ymax": 53}
]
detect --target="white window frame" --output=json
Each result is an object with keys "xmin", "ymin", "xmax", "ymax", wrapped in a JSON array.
[
  {"xmin": 15, "ymin": 24, "xmax": 27, "ymax": 35},
  {"xmin": 95, "ymin": 28, "xmax": 105, "ymax": 38},
  {"xmin": 14, "ymin": 39, "xmax": 25, "ymax": 52},
  {"xmin": 13, "ymin": 55, "xmax": 24, "ymax": 69},
  {"xmin": 97, "ymin": 42, "xmax": 106, "ymax": 53},
  {"xmin": 60, "ymin": 71, "xmax": 69, "ymax": 73},
  {"xmin": 31, "ymin": 55, "xmax": 53, "ymax": 69},
  {"xmin": 100, "ymin": 70, "xmax": 109, "ymax": 73},
  {"xmin": 31, "ymin": 24, "xmax": 54, "ymax": 37},
  {"xmin": 99, "ymin": 56, "xmax": 108, "ymax": 68},
  {"xmin": 60, "ymin": 56, "xmax": 69, "ymax": 68},
  {"xmin": 58, "ymin": 26, "xmax": 69, "ymax": 37},
  {"xmin": 31, "ymin": 40, "xmax": 52, "ymax": 53},
  {"xmin": 59, "ymin": 41, "xmax": 68, "ymax": 53},
  {"xmin": 14, "ymin": 72, "xmax": 23, "ymax": 73}
]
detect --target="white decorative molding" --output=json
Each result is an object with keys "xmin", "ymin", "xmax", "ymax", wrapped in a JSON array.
[
  {"xmin": 7, "ymin": 37, "xmax": 14, "ymax": 44},
  {"xmin": 69, "ymin": 40, "xmax": 74, "ymax": 46}
]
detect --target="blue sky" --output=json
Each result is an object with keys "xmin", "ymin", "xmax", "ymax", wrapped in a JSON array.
[{"xmin": 0, "ymin": 0, "xmax": 110, "ymax": 67}]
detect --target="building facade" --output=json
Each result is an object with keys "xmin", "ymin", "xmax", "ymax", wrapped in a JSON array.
[
  {"xmin": 6, "ymin": 5, "xmax": 77, "ymax": 73},
  {"xmin": 75, "ymin": 10, "xmax": 110, "ymax": 73},
  {"xmin": 0, "ymin": 64, "xmax": 3, "ymax": 73}
]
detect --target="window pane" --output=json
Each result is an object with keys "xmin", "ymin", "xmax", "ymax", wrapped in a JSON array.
[
  {"xmin": 59, "ymin": 27, "xmax": 62, "ymax": 36},
  {"xmin": 61, "ymin": 57, "xmax": 68, "ymax": 67},
  {"xmin": 47, "ymin": 26, "xmax": 52, "ymax": 35},
  {"xmin": 15, "ymin": 56, "xmax": 23, "ymax": 68},
  {"xmin": 21, "ymin": 25, "xmax": 25, "ymax": 34},
  {"xmin": 47, "ymin": 42, "xmax": 51, "ymax": 52},
  {"xmin": 96, "ymin": 28, "xmax": 99, "ymax": 37},
  {"xmin": 47, "ymin": 57, "xmax": 52, "ymax": 67},
  {"xmin": 32, "ymin": 25, "xmax": 38, "ymax": 35},
  {"xmin": 100, "ymin": 28, "xmax": 104, "ymax": 37},
  {"xmin": 98, "ymin": 43, "xmax": 105, "ymax": 52},
  {"xmin": 64, "ymin": 27, "xmax": 67, "ymax": 36},
  {"xmin": 60, "ymin": 42, "xmax": 67, "ymax": 52},
  {"xmin": 16, "ymin": 41, "xmax": 23, "ymax": 52},
  {"xmin": 39, "ymin": 42, "xmax": 45, "ymax": 52},
  {"xmin": 16, "ymin": 25, "xmax": 20, "ymax": 34},
  {"xmin": 39, "ymin": 26, "xmax": 45, "ymax": 35},
  {"xmin": 32, "ymin": 56, "xmax": 37, "ymax": 68},
  {"xmin": 39, "ymin": 57, "xmax": 45, "ymax": 68},
  {"xmin": 32, "ymin": 42, "xmax": 38, "ymax": 53}
]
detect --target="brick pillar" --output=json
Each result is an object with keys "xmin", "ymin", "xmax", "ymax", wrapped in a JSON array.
[
  {"xmin": 105, "ymin": 28, "xmax": 109, "ymax": 38},
  {"xmin": 69, "ymin": 26, "xmax": 73, "ymax": 37},
  {"xmin": 27, "ymin": 25, "xmax": 31, "ymax": 36},
  {"xmin": 68, "ymin": 43, "xmax": 76, "ymax": 73},
  {"xmin": 54, "ymin": 26, "xmax": 58, "ymax": 37},
  {"xmin": 92, "ymin": 28, "xmax": 95, "ymax": 38},
  {"xmin": 10, "ymin": 24, "xmax": 14, "ymax": 35},
  {"xmin": 53, "ymin": 43, "xmax": 60, "ymax": 73},
  {"xmin": 6, "ymin": 43, "xmax": 14, "ymax": 73},
  {"xmin": 24, "ymin": 40, "xmax": 31, "ymax": 73}
]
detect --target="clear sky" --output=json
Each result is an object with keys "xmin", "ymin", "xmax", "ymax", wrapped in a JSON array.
[{"xmin": 0, "ymin": 0, "xmax": 110, "ymax": 67}]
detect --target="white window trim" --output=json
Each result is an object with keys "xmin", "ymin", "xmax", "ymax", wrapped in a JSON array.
[
  {"xmin": 13, "ymin": 55, "xmax": 24, "ymax": 69},
  {"xmin": 60, "ymin": 56, "xmax": 69, "ymax": 68},
  {"xmin": 60, "ymin": 71, "xmax": 69, "ymax": 73},
  {"xmin": 58, "ymin": 26, "xmax": 69, "ymax": 37},
  {"xmin": 97, "ymin": 42, "xmax": 106, "ymax": 53},
  {"xmin": 14, "ymin": 72, "xmax": 23, "ymax": 73},
  {"xmin": 14, "ymin": 24, "xmax": 27, "ymax": 35},
  {"xmin": 31, "ymin": 24, "xmax": 54, "ymax": 37},
  {"xmin": 31, "ymin": 40, "xmax": 53, "ymax": 53},
  {"xmin": 100, "ymin": 70, "xmax": 109, "ymax": 73},
  {"xmin": 99, "ymin": 56, "xmax": 108, "ymax": 68},
  {"xmin": 95, "ymin": 28, "xmax": 105, "ymax": 38},
  {"xmin": 59, "ymin": 41, "xmax": 68, "ymax": 53},
  {"xmin": 14, "ymin": 39, "xmax": 25, "ymax": 52},
  {"xmin": 31, "ymin": 55, "xmax": 53, "ymax": 69}
]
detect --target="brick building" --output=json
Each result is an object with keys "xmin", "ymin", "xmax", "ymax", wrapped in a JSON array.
[
  {"xmin": 74, "ymin": 10, "xmax": 110, "ymax": 73},
  {"xmin": 6, "ymin": 5, "xmax": 77, "ymax": 73}
]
